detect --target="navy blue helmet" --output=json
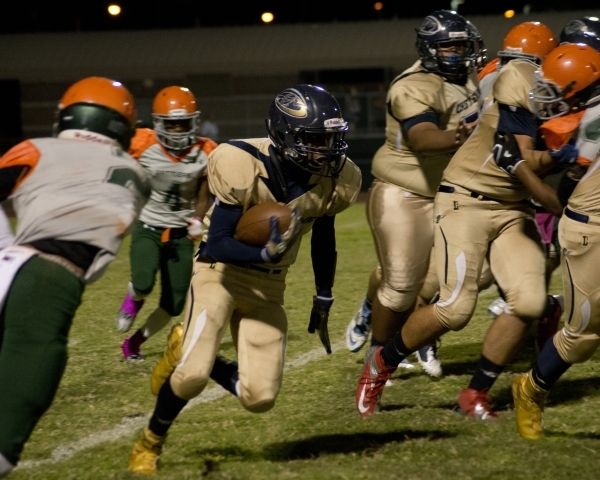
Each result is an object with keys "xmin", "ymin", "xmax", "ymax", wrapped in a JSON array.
[
  {"xmin": 560, "ymin": 17, "xmax": 600, "ymax": 52},
  {"xmin": 416, "ymin": 10, "xmax": 479, "ymax": 81},
  {"xmin": 267, "ymin": 85, "xmax": 348, "ymax": 178}
]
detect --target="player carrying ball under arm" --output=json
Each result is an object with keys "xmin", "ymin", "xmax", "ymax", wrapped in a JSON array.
[
  {"xmin": 509, "ymin": 44, "xmax": 600, "ymax": 440},
  {"xmin": 0, "ymin": 77, "xmax": 149, "ymax": 478},
  {"xmin": 116, "ymin": 86, "xmax": 216, "ymax": 362},
  {"xmin": 127, "ymin": 84, "xmax": 361, "ymax": 475},
  {"xmin": 347, "ymin": 10, "xmax": 483, "ymax": 374},
  {"xmin": 355, "ymin": 32, "xmax": 585, "ymax": 419}
]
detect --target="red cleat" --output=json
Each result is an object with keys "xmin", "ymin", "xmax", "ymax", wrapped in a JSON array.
[
  {"xmin": 356, "ymin": 346, "xmax": 397, "ymax": 417},
  {"xmin": 456, "ymin": 388, "xmax": 498, "ymax": 420},
  {"xmin": 536, "ymin": 295, "xmax": 563, "ymax": 354}
]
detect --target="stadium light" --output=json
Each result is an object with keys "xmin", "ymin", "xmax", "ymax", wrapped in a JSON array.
[
  {"xmin": 108, "ymin": 4, "xmax": 121, "ymax": 16},
  {"xmin": 374, "ymin": 2, "xmax": 383, "ymax": 11},
  {"xmin": 261, "ymin": 12, "xmax": 274, "ymax": 23},
  {"xmin": 504, "ymin": 9, "xmax": 515, "ymax": 18}
]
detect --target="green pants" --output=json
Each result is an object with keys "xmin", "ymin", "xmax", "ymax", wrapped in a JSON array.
[
  {"xmin": 0, "ymin": 256, "xmax": 84, "ymax": 465},
  {"xmin": 129, "ymin": 222, "xmax": 194, "ymax": 316}
]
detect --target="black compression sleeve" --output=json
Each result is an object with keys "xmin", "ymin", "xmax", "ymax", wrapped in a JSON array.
[
  {"xmin": 202, "ymin": 201, "xmax": 267, "ymax": 264},
  {"xmin": 311, "ymin": 215, "xmax": 336, "ymax": 296}
]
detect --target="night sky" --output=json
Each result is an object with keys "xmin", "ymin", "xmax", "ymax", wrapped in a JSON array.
[{"xmin": 3, "ymin": 0, "xmax": 599, "ymax": 34}]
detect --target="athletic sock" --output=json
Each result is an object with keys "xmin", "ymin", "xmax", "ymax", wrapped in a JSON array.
[
  {"xmin": 468, "ymin": 355, "xmax": 504, "ymax": 391},
  {"xmin": 532, "ymin": 340, "xmax": 571, "ymax": 389},
  {"xmin": 129, "ymin": 329, "xmax": 147, "ymax": 351},
  {"xmin": 149, "ymin": 379, "xmax": 188, "ymax": 437},
  {"xmin": 210, "ymin": 355, "xmax": 240, "ymax": 397},
  {"xmin": 381, "ymin": 332, "xmax": 411, "ymax": 367}
]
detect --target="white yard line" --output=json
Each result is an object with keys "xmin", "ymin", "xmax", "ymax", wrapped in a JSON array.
[{"xmin": 17, "ymin": 340, "xmax": 344, "ymax": 471}]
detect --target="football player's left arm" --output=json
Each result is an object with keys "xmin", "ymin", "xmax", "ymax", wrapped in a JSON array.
[
  {"xmin": 493, "ymin": 132, "xmax": 563, "ymax": 217},
  {"xmin": 497, "ymin": 103, "xmax": 576, "ymax": 173},
  {"xmin": 308, "ymin": 214, "xmax": 336, "ymax": 354}
]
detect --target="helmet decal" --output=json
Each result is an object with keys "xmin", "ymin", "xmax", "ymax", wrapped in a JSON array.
[
  {"xmin": 274, "ymin": 90, "xmax": 308, "ymax": 118},
  {"xmin": 419, "ymin": 16, "xmax": 444, "ymax": 36},
  {"xmin": 564, "ymin": 20, "xmax": 590, "ymax": 35}
]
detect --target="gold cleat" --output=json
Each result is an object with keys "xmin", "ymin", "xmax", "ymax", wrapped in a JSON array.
[
  {"xmin": 151, "ymin": 323, "xmax": 183, "ymax": 396},
  {"xmin": 512, "ymin": 372, "xmax": 549, "ymax": 440},
  {"xmin": 128, "ymin": 427, "xmax": 167, "ymax": 475}
]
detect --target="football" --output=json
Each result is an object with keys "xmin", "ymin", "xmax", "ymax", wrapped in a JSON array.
[{"xmin": 235, "ymin": 201, "xmax": 293, "ymax": 247}]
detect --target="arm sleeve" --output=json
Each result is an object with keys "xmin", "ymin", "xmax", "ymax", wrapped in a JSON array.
[
  {"xmin": 402, "ymin": 111, "xmax": 440, "ymax": 133},
  {"xmin": 497, "ymin": 103, "xmax": 538, "ymax": 137},
  {"xmin": 311, "ymin": 215, "xmax": 336, "ymax": 297},
  {"xmin": 202, "ymin": 200, "xmax": 266, "ymax": 264}
]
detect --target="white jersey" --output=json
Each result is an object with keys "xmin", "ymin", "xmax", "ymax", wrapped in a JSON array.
[
  {"xmin": 129, "ymin": 129, "xmax": 216, "ymax": 228},
  {"xmin": 2, "ymin": 133, "xmax": 150, "ymax": 283},
  {"xmin": 576, "ymin": 103, "xmax": 600, "ymax": 164}
]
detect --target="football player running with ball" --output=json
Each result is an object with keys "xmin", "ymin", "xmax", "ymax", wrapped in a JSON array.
[
  {"xmin": 347, "ymin": 10, "xmax": 483, "ymax": 376},
  {"xmin": 128, "ymin": 85, "xmax": 361, "ymax": 475},
  {"xmin": 0, "ymin": 77, "xmax": 149, "ymax": 478},
  {"xmin": 115, "ymin": 86, "xmax": 216, "ymax": 362},
  {"xmin": 356, "ymin": 25, "xmax": 581, "ymax": 419}
]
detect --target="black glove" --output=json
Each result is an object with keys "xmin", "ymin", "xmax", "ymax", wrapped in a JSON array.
[
  {"xmin": 308, "ymin": 295, "xmax": 333, "ymax": 354},
  {"xmin": 492, "ymin": 131, "xmax": 525, "ymax": 177}
]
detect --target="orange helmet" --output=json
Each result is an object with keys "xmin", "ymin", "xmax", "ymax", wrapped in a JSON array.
[
  {"xmin": 498, "ymin": 22, "xmax": 557, "ymax": 67},
  {"xmin": 152, "ymin": 86, "xmax": 200, "ymax": 151},
  {"xmin": 531, "ymin": 43, "xmax": 600, "ymax": 119},
  {"xmin": 57, "ymin": 77, "xmax": 136, "ymax": 149}
]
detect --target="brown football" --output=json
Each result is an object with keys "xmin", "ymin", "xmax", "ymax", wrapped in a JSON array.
[{"xmin": 235, "ymin": 202, "xmax": 292, "ymax": 247}]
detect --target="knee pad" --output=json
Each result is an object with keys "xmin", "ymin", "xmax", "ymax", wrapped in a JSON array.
[
  {"xmin": 510, "ymin": 291, "xmax": 546, "ymax": 321},
  {"xmin": 240, "ymin": 392, "xmax": 276, "ymax": 414},
  {"xmin": 376, "ymin": 283, "xmax": 418, "ymax": 312},
  {"xmin": 434, "ymin": 303, "xmax": 473, "ymax": 331},
  {"xmin": 170, "ymin": 369, "xmax": 210, "ymax": 401},
  {"xmin": 554, "ymin": 330, "xmax": 600, "ymax": 364}
]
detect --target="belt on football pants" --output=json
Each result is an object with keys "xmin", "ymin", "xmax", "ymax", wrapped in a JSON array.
[
  {"xmin": 564, "ymin": 207, "xmax": 597, "ymax": 225},
  {"xmin": 195, "ymin": 252, "xmax": 282, "ymax": 275},
  {"xmin": 437, "ymin": 184, "xmax": 498, "ymax": 202}
]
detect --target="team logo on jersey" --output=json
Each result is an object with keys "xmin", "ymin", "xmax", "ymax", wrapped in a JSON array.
[
  {"xmin": 275, "ymin": 89, "xmax": 308, "ymax": 118},
  {"xmin": 419, "ymin": 16, "xmax": 443, "ymax": 35},
  {"xmin": 563, "ymin": 20, "xmax": 588, "ymax": 35}
]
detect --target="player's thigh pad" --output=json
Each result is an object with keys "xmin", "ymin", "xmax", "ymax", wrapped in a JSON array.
[
  {"xmin": 433, "ymin": 192, "xmax": 498, "ymax": 330},
  {"xmin": 129, "ymin": 223, "xmax": 162, "ymax": 295},
  {"xmin": 367, "ymin": 181, "xmax": 434, "ymax": 311},
  {"xmin": 170, "ymin": 264, "xmax": 236, "ymax": 400},
  {"xmin": 488, "ymin": 209, "xmax": 546, "ymax": 320},
  {"xmin": 554, "ymin": 218, "xmax": 600, "ymax": 363}
]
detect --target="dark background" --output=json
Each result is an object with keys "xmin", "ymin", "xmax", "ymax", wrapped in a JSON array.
[{"xmin": 3, "ymin": 0, "xmax": 599, "ymax": 33}]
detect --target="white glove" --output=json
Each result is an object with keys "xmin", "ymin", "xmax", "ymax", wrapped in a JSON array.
[{"xmin": 186, "ymin": 217, "xmax": 204, "ymax": 240}]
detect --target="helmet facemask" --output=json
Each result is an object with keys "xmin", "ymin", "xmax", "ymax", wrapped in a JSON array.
[
  {"xmin": 531, "ymin": 69, "xmax": 600, "ymax": 120},
  {"xmin": 271, "ymin": 120, "xmax": 348, "ymax": 178},
  {"xmin": 417, "ymin": 37, "xmax": 476, "ymax": 80},
  {"xmin": 153, "ymin": 111, "xmax": 200, "ymax": 152}
]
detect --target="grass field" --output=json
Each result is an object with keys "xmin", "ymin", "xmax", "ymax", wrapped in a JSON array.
[{"xmin": 8, "ymin": 203, "xmax": 600, "ymax": 479}]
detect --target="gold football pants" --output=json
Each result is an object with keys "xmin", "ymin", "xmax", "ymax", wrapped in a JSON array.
[
  {"xmin": 555, "ymin": 214, "xmax": 600, "ymax": 363},
  {"xmin": 433, "ymin": 188, "xmax": 546, "ymax": 330},
  {"xmin": 170, "ymin": 262, "xmax": 287, "ymax": 413},
  {"xmin": 367, "ymin": 180, "xmax": 434, "ymax": 312}
]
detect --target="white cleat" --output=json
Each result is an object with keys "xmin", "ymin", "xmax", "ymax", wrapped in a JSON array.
[
  {"xmin": 346, "ymin": 299, "xmax": 372, "ymax": 353},
  {"xmin": 416, "ymin": 343, "xmax": 442, "ymax": 377}
]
